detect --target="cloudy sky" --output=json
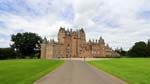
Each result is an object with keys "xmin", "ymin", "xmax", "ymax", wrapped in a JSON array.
[{"xmin": 0, "ymin": 0, "xmax": 150, "ymax": 50}]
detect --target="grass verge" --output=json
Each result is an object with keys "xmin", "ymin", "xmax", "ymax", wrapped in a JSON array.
[
  {"xmin": 0, "ymin": 59, "xmax": 64, "ymax": 84},
  {"xmin": 88, "ymin": 58, "xmax": 150, "ymax": 84}
]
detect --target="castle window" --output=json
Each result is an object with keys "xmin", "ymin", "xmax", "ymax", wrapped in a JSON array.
[{"xmin": 92, "ymin": 51, "xmax": 94, "ymax": 54}]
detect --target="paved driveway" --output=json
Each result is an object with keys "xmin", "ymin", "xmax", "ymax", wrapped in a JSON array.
[{"xmin": 34, "ymin": 60, "xmax": 127, "ymax": 84}]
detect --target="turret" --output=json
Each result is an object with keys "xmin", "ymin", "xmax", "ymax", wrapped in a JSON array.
[
  {"xmin": 79, "ymin": 28, "xmax": 86, "ymax": 43},
  {"xmin": 70, "ymin": 29, "xmax": 72, "ymax": 33},
  {"xmin": 66, "ymin": 28, "xmax": 71, "ymax": 36},
  {"xmin": 43, "ymin": 37, "xmax": 48, "ymax": 44},
  {"xmin": 50, "ymin": 39, "xmax": 55, "ymax": 44},
  {"xmin": 92, "ymin": 39, "xmax": 94, "ymax": 43},
  {"xmin": 80, "ymin": 28, "xmax": 85, "ymax": 33},
  {"xmin": 58, "ymin": 27, "xmax": 66, "ymax": 44},
  {"xmin": 99, "ymin": 36, "xmax": 105, "ymax": 44},
  {"xmin": 96, "ymin": 40, "xmax": 98, "ymax": 44},
  {"xmin": 89, "ymin": 39, "xmax": 92, "ymax": 43},
  {"xmin": 41, "ymin": 37, "xmax": 47, "ymax": 59},
  {"xmin": 106, "ymin": 44, "xmax": 110, "ymax": 48}
]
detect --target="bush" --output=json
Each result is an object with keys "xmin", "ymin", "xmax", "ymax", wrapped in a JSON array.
[{"xmin": 0, "ymin": 48, "xmax": 16, "ymax": 59}]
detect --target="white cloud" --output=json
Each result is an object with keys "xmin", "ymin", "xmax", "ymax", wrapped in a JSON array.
[{"xmin": 0, "ymin": 0, "xmax": 150, "ymax": 50}]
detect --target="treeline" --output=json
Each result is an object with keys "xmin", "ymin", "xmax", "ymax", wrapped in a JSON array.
[
  {"xmin": 115, "ymin": 40, "xmax": 150, "ymax": 57},
  {"xmin": 0, "ymin": 48, "xmax": 41, "ymax": 59},
  {"xmin": 0, "ymin": 48, "xmax": 16, "ymax": 59}
]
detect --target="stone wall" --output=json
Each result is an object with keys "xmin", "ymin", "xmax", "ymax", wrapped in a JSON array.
[{"xmin": 40, "ymin": 27, "xmax": 120, "ymax": 59}]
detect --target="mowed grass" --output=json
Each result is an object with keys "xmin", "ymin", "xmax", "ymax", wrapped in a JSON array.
[
  {"xmin": 0, "ymin": 59, "xmax": 64, "ymax": 84},
  {"xmin": 88, "ymin": 58, "xmax": 150, "ymax": 84}
]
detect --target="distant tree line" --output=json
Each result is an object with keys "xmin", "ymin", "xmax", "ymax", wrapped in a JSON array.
[
  {"xmin": 0, "ymin": 32, "xmax": 42, "ymax": 60},
  {"xmin": 115, "ymin": 48, "xmax": 128, "ymax": 57},
  {"xmin": 0, "ymin": 48, "xmax": 16, "ymax": 59},
  {"xmin": 115, "ymin": 40, "xmax": 150, "ymax": 57}
]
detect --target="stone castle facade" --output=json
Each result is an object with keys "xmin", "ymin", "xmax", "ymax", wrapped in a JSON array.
[{"xmin": 41, "ymin": 27, "xmax": 120, "ymax": 59}]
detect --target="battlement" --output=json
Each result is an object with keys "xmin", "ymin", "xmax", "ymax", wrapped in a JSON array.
[{"xmin": 58, "ymin": 27, "xmax": 85, "ymax": 36}]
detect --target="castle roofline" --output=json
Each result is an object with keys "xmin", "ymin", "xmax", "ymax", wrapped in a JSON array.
[{"xmin": 59, "ymin": 26, "xmax": 85, "ymax": 33}]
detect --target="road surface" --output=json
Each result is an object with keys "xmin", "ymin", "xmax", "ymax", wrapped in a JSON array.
[{"xmin": 34, "ymin": 60, "xmax": 127, "ymax": 84}]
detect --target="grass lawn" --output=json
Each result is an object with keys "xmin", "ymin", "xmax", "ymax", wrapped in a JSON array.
[
  {"xmin": 0, "ymin": 59, "xmax": 64, "ymax": 84},
  {"xmin": 88, "ymin": 58, "xmax": 150, "ymax": 84}
]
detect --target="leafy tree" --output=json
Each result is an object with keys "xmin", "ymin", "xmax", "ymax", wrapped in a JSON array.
[
  {"xmin": 11, "ymin": 32, "xmax": 42, "ymax": 58},
  {"xmin": 129, "ymin": 41, "xmax": 147, "ymax": 57},
  {"xmin": 147, "ymin": 40, "xmax": 150, "ymax": 57},
  {"xmin": 115, "ymin": 48, "xmax": 127, "ymax": 56}
]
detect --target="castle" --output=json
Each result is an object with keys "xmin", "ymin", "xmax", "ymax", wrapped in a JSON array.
[{"xmin": 40, "ymin": 27, "xmax": 120, "ymax": 59}]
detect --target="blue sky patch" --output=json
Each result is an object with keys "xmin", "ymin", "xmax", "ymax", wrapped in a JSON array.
[
  {"xmin": 92, "ymin": 17, "xmax": 119, "ymax": 28},
  {"xmin": 60, "ymin": 4, "xmax": 74, "ymax": 21},
  {"xmin": 137, "ymin": 11, "xmax": 150, "ymax": 21},
  {"xmin": 0, "ymin": 21, "xmax": 7, "ymax": 28}
]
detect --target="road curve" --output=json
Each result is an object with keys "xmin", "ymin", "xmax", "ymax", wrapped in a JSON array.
[{"xmin": 34, "ymin": 60, "xmax": 128, "ymax": 84}]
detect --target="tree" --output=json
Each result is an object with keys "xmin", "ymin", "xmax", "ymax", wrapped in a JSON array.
[
  {"xmin": 11, "ymin": 32, "xmax": 42, "ymax": 58},
  {"xmin": 115, "ymin": 48, "xmax": 127, "ymax": 56},
  {"xmin": 0, "ymin": 48, "xmax": 16, "ymax": 59},
  {"xmin": 147, "ymin": 40, "xmax": 150, "ymax": 57},
  {"xmin": 128, "ymin": 41, "xmax": 147, "ymax": 57}
]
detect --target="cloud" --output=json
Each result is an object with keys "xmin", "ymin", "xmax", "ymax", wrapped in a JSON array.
[{"xmin": 0, "ymin": 0, "xmax": 150, "ymax": 50}]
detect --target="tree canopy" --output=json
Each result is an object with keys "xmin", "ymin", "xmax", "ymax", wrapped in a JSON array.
[
  {"xmin": 11, "ymin": 32, "xmax": 42, "ymax": 58},
  {"xmin": 147, "ymin": 40, "xmax": 150, "ymax": 56},
  {"xmin": 115, "ymin": 48, "xmax": 127, "ymax": 56},
  {"xmin": 128, "ymin": 41, "xmax": 148, "ymax": 57}
]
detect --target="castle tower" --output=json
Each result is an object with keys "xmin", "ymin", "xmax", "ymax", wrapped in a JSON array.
[
  {"xmin": 79, "ymin": 28, "xmax": 86, "ymax": 44},
  {"xmin": 40, "ymin": 37, "xmax": 47, "ymax": 59},
  {"xmin": 99, "ymin": 36, "xmax": 105, "ymax": 44},
  {"xmin": 58, "ymin": 27, "xmax": 66, "ymax": 44},
  {"xmin": 78, "ymin": 28, "xmax": 86, "ymax": 57},
  {"xmin": 98, "ymin": 36, "xmax": 106, "ymax": 57},
  {"xmin": 71, "ymin": 31, "xmax": 78, "ymax": 57},
  {"xmin": 45, "ymin": 39, "xmax": 55, "ymax": 59},
  {"xmin": 40, "ymin": 27, "xmax": 120, "ymax": 59},
  {"xmin": 64, "ymin": 29, "xmax": 72, "ymax": 58}
]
